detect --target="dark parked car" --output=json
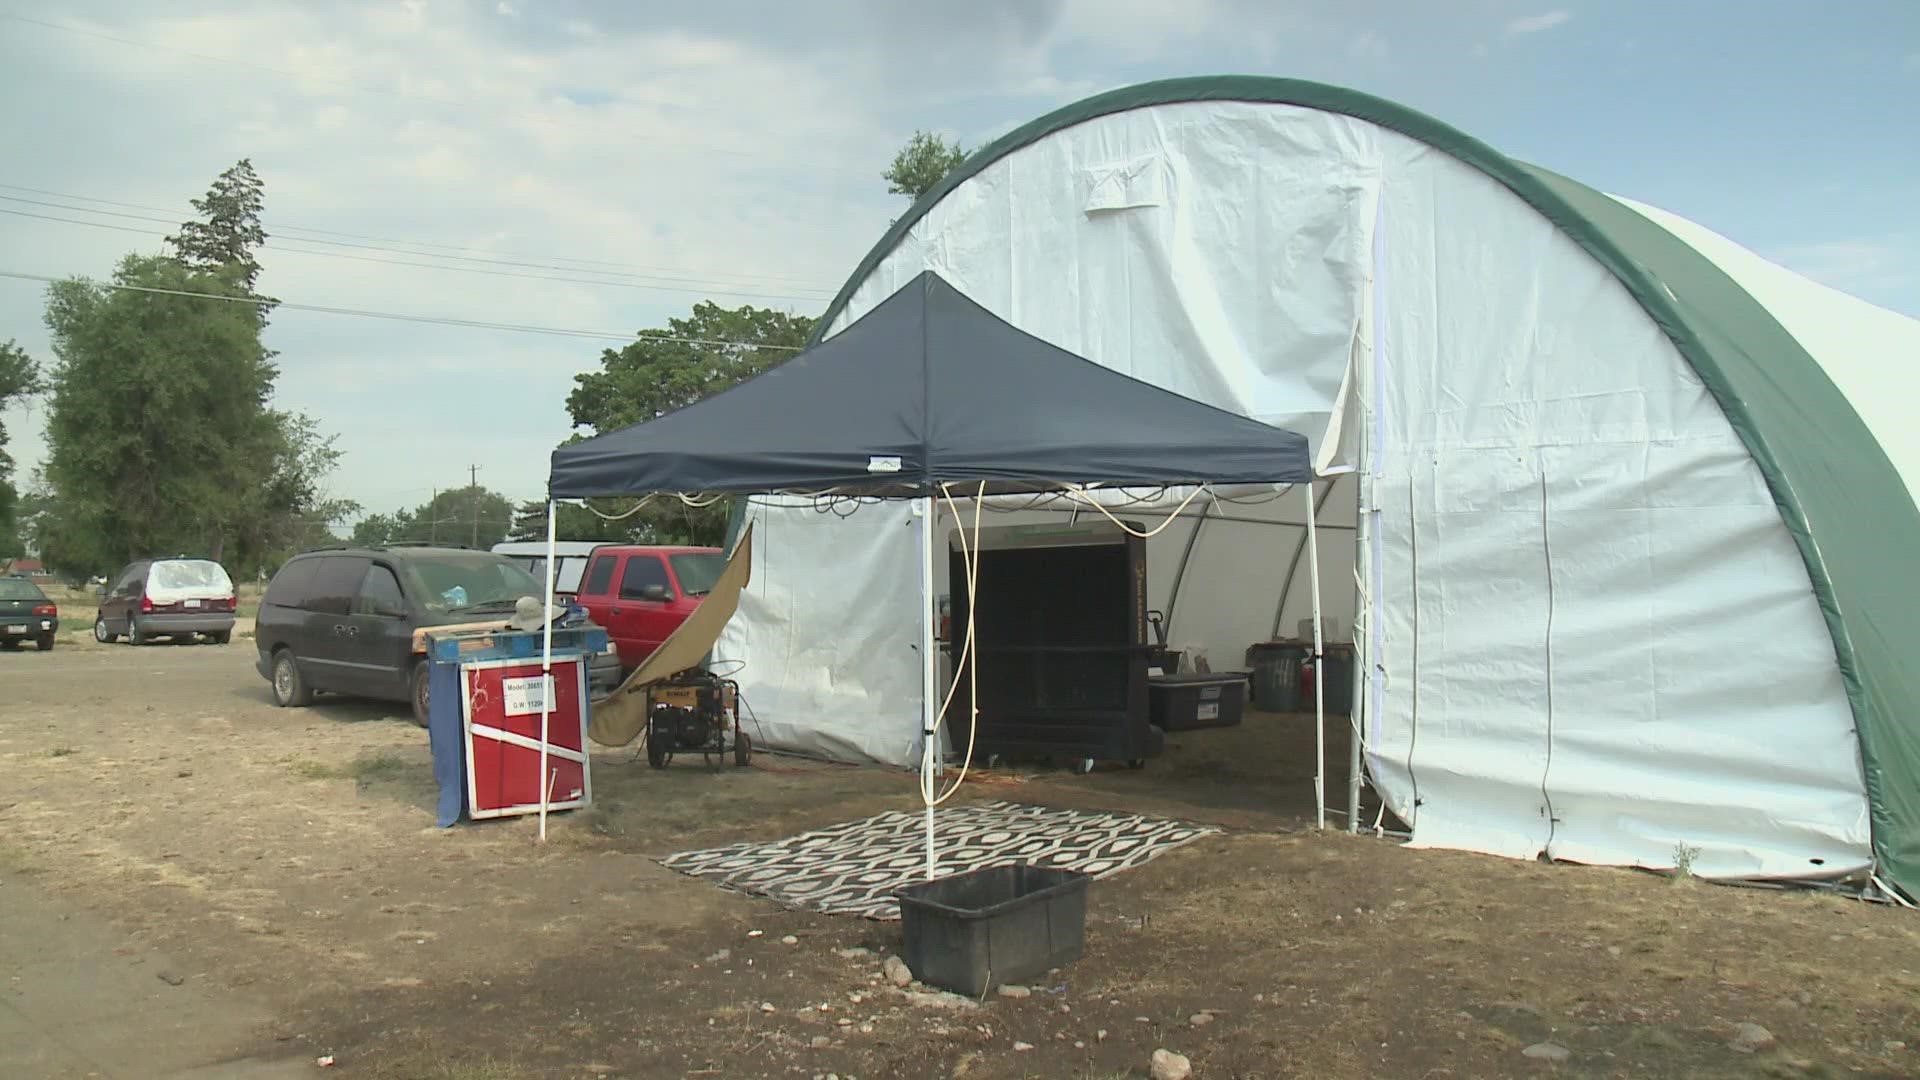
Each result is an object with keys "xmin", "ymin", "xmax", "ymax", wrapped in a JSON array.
[
  {"xmin": 254, "ymin": 545, "xmax": 621, "ymax": 726},
  {"xmin": 94, "ymin": 557, "xmax": 238, "ymax": 645},
  {"xmin": 0, "ymin": 576, "xmax": 59, "ymax": 651}
]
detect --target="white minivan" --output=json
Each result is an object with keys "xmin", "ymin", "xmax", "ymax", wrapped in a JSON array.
[{"xmin": 489, "ymin": 541, "xmax": 606, "ymax": 600}]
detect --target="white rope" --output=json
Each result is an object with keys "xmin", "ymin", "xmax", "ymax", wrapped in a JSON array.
[
  {"xmin": 579, "ymin": 495, "xmax": 658, "ymax": 521},
  {"xmin": 1060, "ymin": 482, "xmax": 1209, "ymax": 537},
  {"xmin": 572, "ymin": 490, "xmax": 737, "ymax": 521},
  {"xmin": 928, "ymin": 481, "xmax": 986, "ymax": 806}
]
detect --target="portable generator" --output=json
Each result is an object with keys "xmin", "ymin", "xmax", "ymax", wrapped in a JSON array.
[{"xmin": 645, "ymin": 671, "xmax": 750, "ymax": 769}]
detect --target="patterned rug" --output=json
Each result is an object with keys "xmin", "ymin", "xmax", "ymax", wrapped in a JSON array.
[{"xmin": 656, "ymin": 800, "xmax": 1219, "ymax": 919}]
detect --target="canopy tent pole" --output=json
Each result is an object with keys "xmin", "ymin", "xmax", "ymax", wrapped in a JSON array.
[
  {"xmin": 537, "ymin": 499, "xmax": 558, "ymax": 843},
  {"xmin": 1305, "ymin": 480, "xmax": 1327, "ymax": 831},
  {"xmin": 917, "ymin": 495, "xmax": 939, "ymax": 881}
]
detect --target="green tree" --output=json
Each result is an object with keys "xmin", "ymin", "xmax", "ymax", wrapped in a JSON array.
[
  {"xmin": 884, "ymin": 131, "xmax": 967, "ymax": 202},
  {"xmin": 0, "ymin": 339, "xmax": 42, "ymax": 557},
  {"xmin": 168, "ymin": 158, "xmax": 270, "ymax": 296},
  {"xmin": 241, "ymin": 413, "xmax": 358, "ymax": 567},
  {"xmin": 349, "ymin": 510, "xmax": 414, "ymax": 548},
  {"xmin": 564, "ymin": 301, "xmax": 813, "ymax": 547},
  {"xmin": 351, "ymin": 485, "xmax": 515, "ymax": 550},
  {"xmin": 38, "ymin": 163, "xmax": 347, "ymax": 579}
]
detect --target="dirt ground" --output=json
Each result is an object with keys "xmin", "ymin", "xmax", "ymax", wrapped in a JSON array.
[{"xmin": 4, "ymin": 632, "xmax": 1919, "ymax": 1079}]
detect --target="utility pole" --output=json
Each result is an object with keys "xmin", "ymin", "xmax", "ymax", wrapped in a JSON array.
[
  {"xmin": 429, "ymin": 488, "xmax": 437, "ymax": 544},
  {"xmin": 468, "ymin": 464, "xmax": 482, "ymax": 548}
]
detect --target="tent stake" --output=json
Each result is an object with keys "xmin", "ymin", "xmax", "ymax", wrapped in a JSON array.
[
  {"xmin": 918, "ymin": 495, "xmax": 938, "ymax": 881},
  {"xmin": 538, "ymin": 499, "xmax": 557, "ymax": 843},
  {"xmin": 1305, "ymin": 481, "xmax": 1326, "ymax": 831}
]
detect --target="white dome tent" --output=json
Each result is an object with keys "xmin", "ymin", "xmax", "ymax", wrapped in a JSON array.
[{"xmin": 708, "ymin": 76, "xmax": 1920, "ymax": 899}]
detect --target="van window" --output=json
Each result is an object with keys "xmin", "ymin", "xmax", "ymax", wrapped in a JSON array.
[
  {"xmin": 149, "ymin": 559, "xmax": 233, "ymax": 595},
  {"xmin": 306, "ymin": 556, "xmax": 372, "ymax": 617},
  {"xmin": 619, "ymin": 555, "xmax": 671, "ymax": 600},
  {"xmin": 113, "ymin": 563, "xmax": 146, "ymax": 597},
  {"xmin": 146, "ymin": 559, "xmax": 233, "ymax": 605},
  {"xmin": 353, "ymin": 565, "xmax": 406, "ymax": 617},
  {"xmin": 582, "ymin": 554, "xmax": 616, "ymax": 597},
  {"xmin": 265, "ymin": 559, "xmax": 321, "ymax": 609},
  {"xmin": 403, "ymin": 554, "xmax": 542, "ymax": 615}
]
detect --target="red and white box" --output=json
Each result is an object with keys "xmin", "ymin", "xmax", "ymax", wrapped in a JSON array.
[{"xmin": 459, "ymin": 656, "xmax": 591, "ymax": 819}]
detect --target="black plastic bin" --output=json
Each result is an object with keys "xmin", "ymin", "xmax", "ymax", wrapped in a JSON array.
[
  {"xmin": 896, "ymin": 864, "xmax": 1089, "ymax": 997},
  {"xmin": 1148, "ymin": 671, "xmax": 1248, "ymax": 731}
]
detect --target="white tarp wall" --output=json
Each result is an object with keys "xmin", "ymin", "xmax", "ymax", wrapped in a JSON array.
[{"xmin": 715, "ymin": 100, "xmax": 1872, "ymax": 881}]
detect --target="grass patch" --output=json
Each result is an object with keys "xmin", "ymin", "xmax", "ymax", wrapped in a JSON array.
[
  {"xmin": 48, "ymin": 746, "xmax": 75, "ymax": 758},
  {"xmin": 290, "ymin": 752, "xmax": 412, "ymax": 783}
]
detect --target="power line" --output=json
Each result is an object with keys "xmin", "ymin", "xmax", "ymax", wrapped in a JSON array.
[
  {"xmin": 0, "ymin": 184, "xmax": 838, "ymax": 289},
  {"xmin": 0, "ymin": 269, "xmax": 810, "ymax": 351},
  {"xmin": 0, "ymin": 206, "xmax": 833, "ymax": 303},
  {"xmin": 0, "ymin": 191, "xmax": 839, "ymax": 294}
]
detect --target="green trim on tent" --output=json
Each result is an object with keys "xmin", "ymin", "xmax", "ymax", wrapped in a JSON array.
[{"xmin": 819, "ymin": 75, "xmax": 1920, "ymax": 896}]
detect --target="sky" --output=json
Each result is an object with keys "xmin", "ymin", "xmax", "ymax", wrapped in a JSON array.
[{"xmin": 1, "ymin": 0, "xmax": 1915, "ymax": 525}]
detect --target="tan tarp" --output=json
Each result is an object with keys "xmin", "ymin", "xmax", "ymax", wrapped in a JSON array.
[{"xmin": 587, "ymin": 524, "xmax": 753, "ymax": 747}]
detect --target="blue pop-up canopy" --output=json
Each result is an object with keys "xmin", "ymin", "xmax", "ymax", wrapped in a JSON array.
[{"xmin": 548, "ymin": 270, "xmax": 1312, "ymax": 498}]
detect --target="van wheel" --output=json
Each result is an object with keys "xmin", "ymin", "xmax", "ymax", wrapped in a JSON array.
[
  {"xmin": 207, "ymin": 630, "xmax": 231, "ymax": 646},
  {"xmin": 410, "ymin": 663, "xmax": 431, "ymax": 728},
  {"xmin": 272, "ymin": 649, "xmax": 313, "ymax": 707},
  {"xmin": 93, "ymin": 617, "xmax": 117, "ymax": 644},
  {"xmin": 126, "ymin": 618, "xmax": 147, "ymax": 647}
]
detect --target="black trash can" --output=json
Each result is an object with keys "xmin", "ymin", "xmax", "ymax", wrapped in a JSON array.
[
  {"xmin": 1301, "ymin": 643, "xmax": 1356, "ymax": 714},
  {"xmin": 1245, "ymin": 642, "xmax": 1307, "ymax": 711},
  {"xmin": 896, "ymin": 864, "xmax": 1089, "ymax": 997}
]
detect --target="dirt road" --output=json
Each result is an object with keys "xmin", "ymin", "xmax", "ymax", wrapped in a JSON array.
[{"xmin": 4, "ymin": 640, "xmax": 1918, "ymax": 1078}]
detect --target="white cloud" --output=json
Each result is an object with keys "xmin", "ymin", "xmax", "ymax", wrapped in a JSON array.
[
  {"xmin": 495, "ymin": 1, "xmax": 515, "ymax": 16},
  {"xmin": 0, "ymin": 2, "xmax": 916, "ymax": 512},
  {"xmin": 3, "ymin": 1, "xmax": 1912, "ymax": 519},
  {"xmin": 1504, "ymin": 10, "xmax": 1572, "ymax": 36},
  {"xmin": 1346, "ymin": 30, "xmax": 1390, "ymax": 62}
]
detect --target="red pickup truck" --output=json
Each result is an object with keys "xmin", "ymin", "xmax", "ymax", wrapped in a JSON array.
[{"xmin": 572, "ymin": 545, "xmax": 726, "ymax": 676}]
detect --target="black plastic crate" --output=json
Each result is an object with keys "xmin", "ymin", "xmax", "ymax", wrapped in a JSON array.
[
  {"xmin": 896, "ymin": 864, "xmax": 1089, "ymax": 997},
  {"xmin": 1149, "ymin": 671, "xmax": 1249, "ymax": 731}
]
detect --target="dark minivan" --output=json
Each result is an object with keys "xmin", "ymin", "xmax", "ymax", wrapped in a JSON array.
[{"xmin": 255, "ymin": 545, "xmax": 621, "ymax": 725}]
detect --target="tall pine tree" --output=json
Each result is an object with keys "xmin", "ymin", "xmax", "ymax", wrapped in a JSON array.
[{"xmin": 167, "ymin": 158, "xmax": 270, "ymax": 292}]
